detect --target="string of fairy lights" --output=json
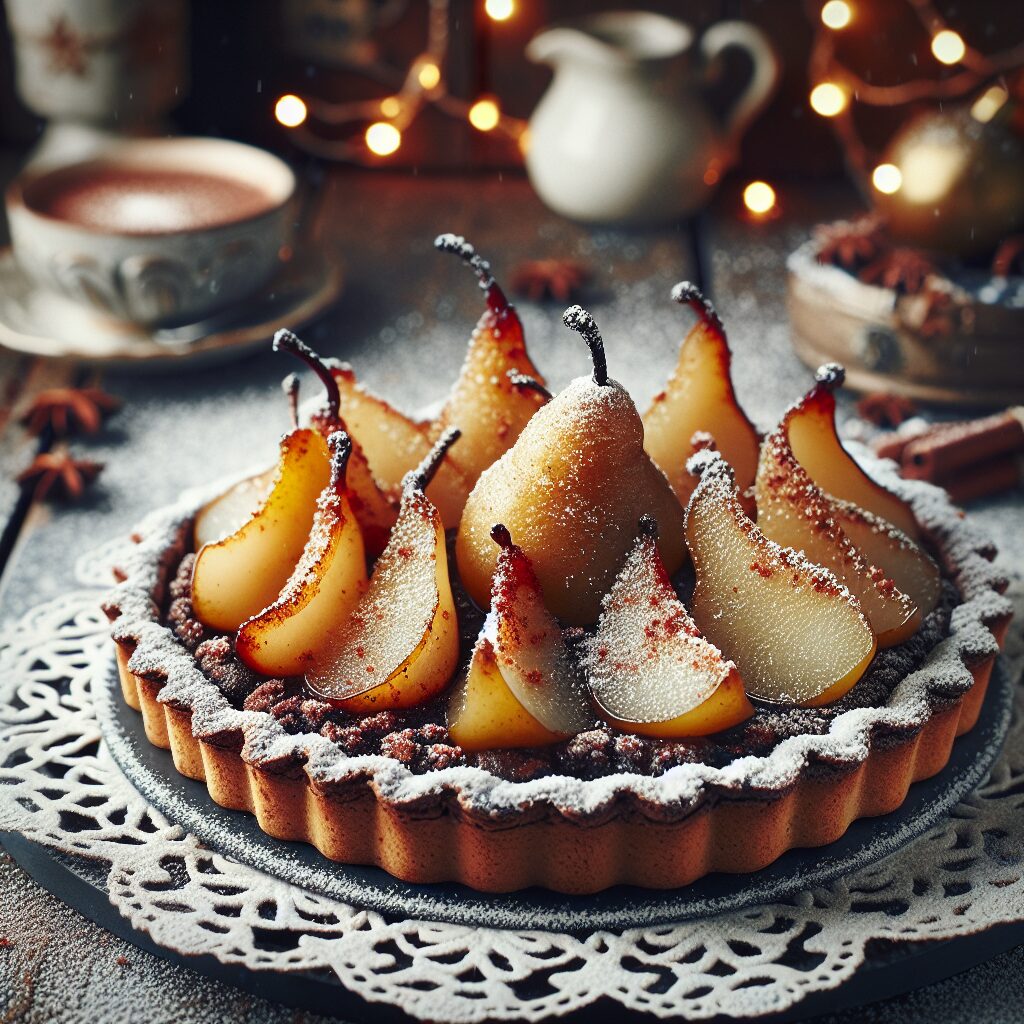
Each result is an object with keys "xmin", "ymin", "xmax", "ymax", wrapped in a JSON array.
[
  {"xmin": 740, "ymin": 0, "xmax": 1024, "ymax": 220},
  {"xmin": 806, "ymin": 0, "xmax": 1024, "ymax": 196},
  {"xmin": 273, "ymin": 0, "xmax": 527, "ymax": 162},
  {"xmin": 272, "ymin": 0, "xmax": 1023, "ymax": 221}
]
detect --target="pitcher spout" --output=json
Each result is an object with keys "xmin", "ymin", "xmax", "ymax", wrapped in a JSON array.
[
  {"xmin": 527, "ymin": 12, "xmax": 692, "ymax": 69},
  {"xmin": 526, "ymin": 27, "xmax": 609, "ymax": 68}
]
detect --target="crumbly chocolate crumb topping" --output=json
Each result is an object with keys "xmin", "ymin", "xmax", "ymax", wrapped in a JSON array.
[{"xmin": 167, "ymin": 553, "xmax": 207, "ymax": 650}]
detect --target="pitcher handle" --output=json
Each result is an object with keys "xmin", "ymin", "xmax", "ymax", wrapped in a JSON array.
[{"xmin": 700, "ymin": 21, "xmax": 779, "ymax": 147}]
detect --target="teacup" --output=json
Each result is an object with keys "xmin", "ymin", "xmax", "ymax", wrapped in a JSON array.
[{"xmin": 6, "ymin": 136, "xmax": 296, "ymax": 327}]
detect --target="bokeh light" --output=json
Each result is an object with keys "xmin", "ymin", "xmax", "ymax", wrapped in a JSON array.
[
  {"xmin": 469, "ymin": 97, "xmax": 501, "ymax": 132},
  {"xmin": 743, "ymin": 181, "xmax": 777, "ymax": 215},
  {"xmin": 417, "ymin": 60, "xmax": 441, "ymax": 91},
  {"xmin": 931, "ymin": 30, "xmax": 966, "ymax": 65},
  {"xmin": 485, "ymin": 0, "xmax": 515, "ymax": 21},
  {"xmin": 810, "ymin": 82, "xmax": 848, "ymax": 117},
  {"xmin": 379, "ymin": 96, "xmax": 402, "ymax": 118},
  {"xmin": 871, "ymin": 163, "xmax": 903, "ymax": 195},
  {"xmin": 365, "ymin": 122, "xmax": 402, "ymax": 156},
  {"xmin": 274, "ymin": 94, "xmax": 307, "ymax": 128},
  {"xmin": 970, "ymin": 84, "xmax": 1008, "ymax": 123},
  {"xmin": 821, "ymin": 1, "xmax": 852, "ymax": 30}
]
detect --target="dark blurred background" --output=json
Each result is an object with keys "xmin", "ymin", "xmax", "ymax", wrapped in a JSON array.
[{"xmin": 1, "ymin": 0, "xmax": 1021, "ymax": 183}]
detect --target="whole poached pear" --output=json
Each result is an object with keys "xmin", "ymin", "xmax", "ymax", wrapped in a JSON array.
[{"xmin": 456, "ymin": 305, "xmax": 685, "ymax": 625}]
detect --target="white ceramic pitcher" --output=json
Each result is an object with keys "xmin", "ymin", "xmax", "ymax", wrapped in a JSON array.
[{"xmin": 525, "ymin": 10, "xmax": 778, "ymax": 225}]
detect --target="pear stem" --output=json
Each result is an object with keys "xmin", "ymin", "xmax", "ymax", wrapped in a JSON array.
[
  {"xmin": 326, "ymin": 430, "xmax": 353, "ymax": 488},
  {"xmin": 273, "ymin": 329, "xmax": 340, "ymax": 420},
  {"xmin": 686, "ymin": 447, "xmax": 730, "ymax": 482},
  {"xmin": 434, "ymin": 233, "xmax": 508, "ymax": 315},
  {"xmin": 281, "ymin": 373, "xmax": 300, "ymax": 429},
  {"xmin": 814, "ymin": 362, "xmax": 846, "ymax": 392},
  {"xmin": 638, "ymin": 514, "xmax": 659, "ymax": 541},
  {"xmin": 409, "ymin": 426, "xmax": 460, "ymax": 493},
  {"xmin": 562, "ymin": 305, "xmax": 608, "ymax": 386},
  {"xmin": 671, "ymin": 281, "xmax": 724, "ymax": 337},
  {"xmin": 506, "ymin": 369, "xmax": 552, "ymax": 401},
  {"xmin": 490, "ymin": 523, "xmax": 513, "ymax": 549}
]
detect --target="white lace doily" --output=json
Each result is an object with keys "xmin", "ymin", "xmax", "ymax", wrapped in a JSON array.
[{"xmin": 0, "ymin": 550, "xmax": 1021, "ymax": 1023}]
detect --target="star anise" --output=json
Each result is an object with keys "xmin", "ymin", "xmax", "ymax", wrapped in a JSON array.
[
  {"xmin": 859, "ymin": 248, "xmax": 938, "ymax": 295},
  {"xmin": 511, "ymin": 259, "xmax": 591, "ymax": 303},
  {"xmin": 992, "ymin": 235, "xmax": 1024, "ymax": 277},
  {"xmin": 856, "ymin": 392, "xmax": 918, "ymax": 429},
  {"xmin": 41, "ymin": 16, "xmax": 88, "ymax": 76},
  {"xmin": 16, "ymin": 452, "xmax": 104, "ymax": 503},
  {"xmin": 814, "ymin": 215, "xmax": 885, "ymax": 271},
  {"xmin": 19, "ymin": 387, "xmax": 120, "ymax": 437},
  {"xmin": 916, "ymin": 286, "xmax": 959, "ymax": 339}
]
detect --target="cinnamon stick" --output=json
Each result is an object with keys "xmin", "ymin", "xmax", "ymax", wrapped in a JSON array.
[
  {"xmin": 873, "ymin": 420, "xmax": 931, "ymax": 462},
  {"xmin": 940, "ymin": 455, "xmax": 1023, "ymax": 504},
  {"xmin": 900, "ymin": 408, "xmax": 1024, "ymax": 481}
]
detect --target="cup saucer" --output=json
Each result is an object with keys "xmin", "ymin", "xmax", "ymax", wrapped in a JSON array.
[{"xmin": 0, "ymin": 244, "xmax": 343, "ymax": 369}]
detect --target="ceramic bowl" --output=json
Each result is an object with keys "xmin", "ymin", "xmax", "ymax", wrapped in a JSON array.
[{"xmin": 5, "ymin": 136, "xmax": 296, "ymax": 327}]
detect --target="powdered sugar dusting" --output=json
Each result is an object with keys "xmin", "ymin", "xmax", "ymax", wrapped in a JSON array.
[
  {"xmin": 686, "ymin": 451, "xmax": 876, "ymax": 704},
  {"xmin": 757, "ymin": 416, "xmax": 917, "ymax": 637},
  {"xmin": 105, "ymin": 442, "xmax": 1011, "ymax": 824},
  {"xmin": 583, "ymin": 530, "xmax": 735, "ymax": 724},
  {"xmin": 434, "ymin": 233, "xmax": 495, "ymax": 293},
  {"xmin": 457, "ymin": 374, "xmax": 656, "ymax": 622},
  {"xmin": 490, "ymin": 539, "xmax": 592, "ymax": 734},
  {"xmin": 304, "ymin": 488, "xmax": 441, "ymax": 700}
]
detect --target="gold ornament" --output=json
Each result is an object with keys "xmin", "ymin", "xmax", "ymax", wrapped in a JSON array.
[{"xmin": 873, "ymin": 101, "xmax": 1024, "ymax": 255}]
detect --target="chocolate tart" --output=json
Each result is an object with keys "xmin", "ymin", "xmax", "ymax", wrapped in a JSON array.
[{"xmin": 105, "ymin": 464, "xmax": 1011, "ymax": 894}]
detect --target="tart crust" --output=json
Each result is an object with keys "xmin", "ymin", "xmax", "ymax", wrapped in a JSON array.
[{"xmin": 105, "ymin": 468, "xmax": 1012, "ymax": 893}]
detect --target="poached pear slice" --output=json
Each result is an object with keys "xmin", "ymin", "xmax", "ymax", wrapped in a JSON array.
[
  {"xmin": 305, "ymin": 429, "xmax": 461, "ymax": 711},
  {"xmin": 191, "ymin": 428, "xmax": 331, "ymax": 632},
  {"xmin": 487, "ymin": 524, "xmax": 592, "ymax": 736},
  {"xmin": 757, "ymin": 391, "xmax": 919, "ymax": 647},
  {"xmin": 235, "ymin": 433, "xmax": 368, "ymax": 677},
  {"xmin": 193, "ymin": 467, "xmax": 274, "ymax": 549},
  {"xmin": 686, "ymin": 451, "xmax": 876, "ymax": 707},
  {"xmin": 431, "ymin": 234, "xmax": 548, "ymax": 485},
  {"xmin": 831, "ymin": 498, "xmax": 941, "ymax": 618},
  {"xmin": 193, "ymin": 373, "xmax": 298, "ymax": 549},
  {"xmin": 643, "ymin": 283, "xmax": 760, "ymax": 511},
  {"xmin": 274, "ymin": 330, "xmax": 398, "ymax": 555},
  {"xmin": 456, "ymin": 305, "xmax": 685, "ymax": 625},
  {"xmin": 447, "ymin": 524, "xmax": 592, "ymax": 751},
  {"xmin": 785, "ymin": 364, "xmax": 919, "ymax": 539},
  {"xmin": 329, "ymin": 361, "xmax": 472, "ymax": 529},
  {"xmin": 447, "ymin": 637, "xmax": 569, "ymax": 752},
  {"xmin": 583, "ymin": 517, "xmax": 753, "ymax": 738},
  {"xmin": 318, "ymin": 233, "xmax": 545, "ymax": 529}
]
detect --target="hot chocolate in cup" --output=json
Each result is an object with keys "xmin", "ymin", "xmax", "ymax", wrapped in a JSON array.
[{"xmin": 6, "ymin": 137, "xmax": 296, "ymax": 327}]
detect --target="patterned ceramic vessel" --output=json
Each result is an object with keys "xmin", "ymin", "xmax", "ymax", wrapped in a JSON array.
[
  {"xmin": 5, "ymin": 137, "xmax": 296, "ymax": 328},
  {"xmin": 787, "ymin": 243, "xmax": 1024, "ymax": 406},
  {"xmin": 4, "ymin": 0, "xmax": 186, "ymax": 126}
]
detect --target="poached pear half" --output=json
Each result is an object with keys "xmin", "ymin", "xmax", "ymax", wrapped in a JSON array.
[{"xmin": 456, "ymin": 305, "xmax": 685, "ymax": 625}]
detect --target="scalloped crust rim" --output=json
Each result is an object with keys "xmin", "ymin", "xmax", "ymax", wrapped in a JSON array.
[{"xmin": 104, "ymin": 465, "xmax": 1012, "ymax": 893}]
